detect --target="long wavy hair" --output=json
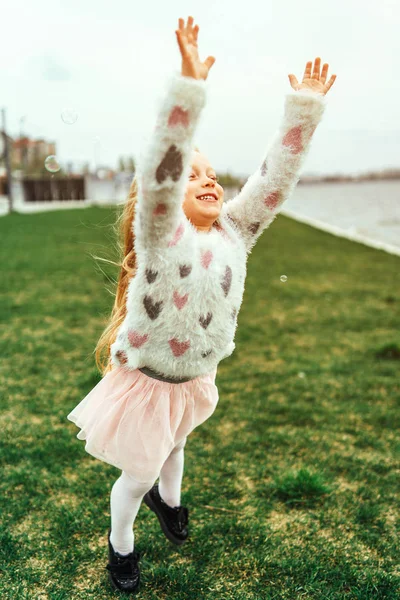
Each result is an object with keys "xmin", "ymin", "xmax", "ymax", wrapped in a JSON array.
[{"xmin": 94, "ymin": 147, "xmax": 204, "ymax": 377}]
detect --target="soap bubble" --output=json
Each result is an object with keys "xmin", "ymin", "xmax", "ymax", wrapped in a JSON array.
[
  {"xmin": 280, "ymin": 275, "xmax": 287, "ymax": 282},
  {"xmin": 298, "ymin": 371, "xmax": 306, "ymax": 378},
  {"xmin": 44, "ymin": 155, "xmax": 61, "ymax": 173},
  {"xmin": 61, "ymin": 107, "xmax": 78, "ymax": 124},
  {"xmin": 96, "ymin": 168, "xmax": 107, "ymax": 179}
]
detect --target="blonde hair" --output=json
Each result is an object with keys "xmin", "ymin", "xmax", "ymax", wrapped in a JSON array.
[
  {"xmin": 94, "ymin": 176, "xmax": 139, "ymax": 376},
  {"xmin": 94, "ymin": 146, "xmax": 202, "ymax": 377}
]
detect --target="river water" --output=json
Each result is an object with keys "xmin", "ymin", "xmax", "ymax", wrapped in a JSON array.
[
  {"xmin": 283, "ymin": 179, "xmax": 400, "ymax": 251},
  {"xmin": 2, "ymin": 178, "xmax": 399, "ymax": 254}
]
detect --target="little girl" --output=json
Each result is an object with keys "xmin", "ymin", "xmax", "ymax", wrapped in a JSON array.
[{"xmin": 67, "ymin": 15, "xmax": 336, "ymax": 595}]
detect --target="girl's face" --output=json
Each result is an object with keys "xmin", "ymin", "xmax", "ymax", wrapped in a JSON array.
[{"xmin": 182, "ymin": 151, "xmax": 224, "ymax": 232}]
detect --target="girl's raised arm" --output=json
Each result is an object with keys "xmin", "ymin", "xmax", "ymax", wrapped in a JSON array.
[
  {"xmin": 134, "ymin": 16, "xmax": 215, "ymax": 253},
  {"xmin": 221, "ymin": 58, "xmax": 336, "ymax": 255}
]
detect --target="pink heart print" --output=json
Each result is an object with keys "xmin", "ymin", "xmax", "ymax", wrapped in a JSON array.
[
  {"xmin": 201, "ymin": 249, "xmax": 213, "ymax": 269},
  {"xmin": 168, "ymin": 106, "xmax": 190, "ymax": 128},
  {"xmin": 169, "ymin": 337, "xmax": 191, "ymax": 357},
  {"xmin": 128, "ymin": 330, "xmax": 149, "ymax": 348},
  {"xmin": 264, "ymin": 191, "xmax": 280, "ymax": 210},
  {"xmin": 173, "ymin": 290, "xmax": 189, "ymax": 310},
  {"xmin": 282, "ymin": 126, "xmax": 303, "ymax": 154},
  {"xmin": 153, "ymin": 203, "xmax": 167, "ymax": 216},
  {"xmin": 168, "ymin": 222, "xmax": 185, "ymax": 247}
]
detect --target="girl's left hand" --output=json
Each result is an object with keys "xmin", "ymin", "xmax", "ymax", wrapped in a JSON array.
[{"xmin": 288, "ymin": 57, "xmax": 336, "ymax": 95}]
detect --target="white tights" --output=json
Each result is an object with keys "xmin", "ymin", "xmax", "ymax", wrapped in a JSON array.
[{"xmin": 109, "ymin": 437, "xmax": 187, "ymax": 555}]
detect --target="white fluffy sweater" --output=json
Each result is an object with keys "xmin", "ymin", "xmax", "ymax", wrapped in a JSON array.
[{"xmin": 110, "ymin": 71, "xmax": 327, "ymax": 379}]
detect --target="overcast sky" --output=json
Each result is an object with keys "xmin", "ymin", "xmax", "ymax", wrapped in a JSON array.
[{"xmin": 2, "ymin": 0, "xmax": 399, "ymax": 177}]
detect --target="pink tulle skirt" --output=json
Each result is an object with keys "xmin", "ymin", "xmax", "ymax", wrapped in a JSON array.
[{"xmin": 67, "ymin": 365, "xmax": 219, "ymax": 483}]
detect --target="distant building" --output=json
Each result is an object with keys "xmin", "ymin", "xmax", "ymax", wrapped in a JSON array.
[
  {"xmin": 12, "ymin": 136, "xmax": 56, "ymax": 169},
  {"xmin": 95, "ymin": 166, "xmax": 116, "ymax": 180}
]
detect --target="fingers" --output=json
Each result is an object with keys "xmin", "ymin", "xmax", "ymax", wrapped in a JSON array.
[
  {"xmin": 178, "ymin": 15, "xmax": 195, "ymax": 37},
  {"xmin": 325, "ymin": 74, "xmax": 337, "ymax": 93},
  {"xmin": 177, "ymin": 16, "xmax": 199, "ymax": 47},
  {"xmin": 185, "ymin": 15, "xmax": 194, "ymax": 36},
  {"xmin": 295, "ymin": 58, "xmax": 337, "ymax": 94},
  {"xmin": 204, "ymin": 56, "xmax": 216, "ymax": 71},
  {"xmin": 288, "ymin": 74, "xmax": 299, "ymax": 89},
  {"xmin": 312, "ymin": 57, "xmax": 321, "ymax": 79},
  {"xmin": 302, "ymin": 57, "xmax": 336, "ymax": 87},
  {"xmin": 175, "ymin": 30, "xmax": 187, "ymax": 57},
  {"xmin": 320, "ymin": 62, "xmax": 329, "ymax": 84},
  {"xmin": 303, "ymin": 61, "xmax": 312, "ymax": 80}
]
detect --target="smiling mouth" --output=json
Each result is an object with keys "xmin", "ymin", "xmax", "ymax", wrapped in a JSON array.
[{"xmin": 197, "ymin": 196, "xmax": 218, "ymax": 203}]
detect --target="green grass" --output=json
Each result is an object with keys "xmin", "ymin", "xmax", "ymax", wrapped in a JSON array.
[{"xmin": 0, "ymin": 207, "xmax": 399, "ymax": 599}]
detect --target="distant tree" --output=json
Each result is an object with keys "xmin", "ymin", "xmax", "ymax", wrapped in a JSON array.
[
  {"xmin": 216, "ymin": 171, "xmax": 243, "ymax": 188},
  {"xmin": 126, "ymin": 156, "xmax": 136, "ymax": 173},
  {"xmin": 118, "ymin": 156, "xmax": 125, "ymax": 172}
]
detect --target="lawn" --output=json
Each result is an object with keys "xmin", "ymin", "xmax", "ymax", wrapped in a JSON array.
[{"xmin": 0, "ymin": 206, "xmax": 399, "ymax": 599}]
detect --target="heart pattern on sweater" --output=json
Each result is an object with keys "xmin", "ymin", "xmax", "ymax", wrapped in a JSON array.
[
  {"xmin": 201, "ymin": 349, "xmax": 213, "ymax": 358},
  {"xmin": 145, "ymin": 268, "xmax": 158, "ymax": 283},
  {"xmin": 173, "ymin": 290, "xmax": 189, "ymax": 310},
  {"xmin": 115, "ymin": 350, "xmax": 128, "ymax": 365},
  {"xmin": 248, "ymin": 221, "xmax": 260, "ymax": 235},
  {"xmin": 282, "ymin": 126, "xmax": 303, "ymax": 154},
  {"xmin": 128, "ymin": 330, "xmax": 149, "ymax": 348},
  {"xmin": 168, "ymin": 222, "xmax": 185, "ymax": 247},
  {"xmin": 260, "ymin": 158, "xmax": 268, "ymax": 176},
  {"xmin": 226, "ymin": 213, "xmax": 240, "ymax": 230},
  {"xmin": 168, "ymin": 105, "xmax": 190, "ymax": 128},
  {"xmin": 143, "ymin": 295, "xmax": 164, "ymax": 320},
  {"xmin": 221, "ymin": 265, "xmax": 232, "ymax": 297},
  {"xmin": 214, "ymin": 221, "xmax": 234, "ymax": 244},
  {"xmin": 156, "ymin": 144, "xmax": 183, "ymax": 183},
  {"xmin": 264, "ymin": 191, "xmax": 280, "ymax": 210},
  {"xmin": 179, "ymin": 264, "xmax": 192, "ymax": 278},
  {"xmin": 199, "ymin": 312, "xmax": 213, "ymax": 329},
  {"xmin": 153, "ymin": 203, "xmax": 167, "ymax": 216},
  {"xmin": 169, "ymin": 337, "xmax": 191, "ymax": 357},
  {"xmin": 201, "ymin": 249, "xmax": 213, "ymax": 269}
]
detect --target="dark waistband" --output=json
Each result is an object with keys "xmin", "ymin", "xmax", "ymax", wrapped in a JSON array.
[{"xmin": 138, "ymin": 366, "xmax": 194, "ymax": 384}]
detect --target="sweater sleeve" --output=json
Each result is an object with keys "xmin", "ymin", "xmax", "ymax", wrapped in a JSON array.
[
  {"xmin": 220, "ymin": 89, "xmax": 327, "ymax": 255},
  {"xmin": 134, "ymin": 71, "xmax": 207, "ymax": 251}
]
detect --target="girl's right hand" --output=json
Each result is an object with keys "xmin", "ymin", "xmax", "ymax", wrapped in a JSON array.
[{"xmin": 175, "ymin": 16, "xmax": 216, "ymax": 81}]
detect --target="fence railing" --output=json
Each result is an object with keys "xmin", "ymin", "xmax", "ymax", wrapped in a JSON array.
[{"xmin": 22, "ymin": 178, "xmax": 85, "ymax": 202}]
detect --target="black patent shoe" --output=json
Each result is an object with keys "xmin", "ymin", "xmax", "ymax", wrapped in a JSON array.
[
  {"xmin": 143, "ymin": 483, "xmax": 189, "ymax": 545},
  {"xmin": 106, "ymin": 528, "xmax": 141, "ymax": 594}
]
